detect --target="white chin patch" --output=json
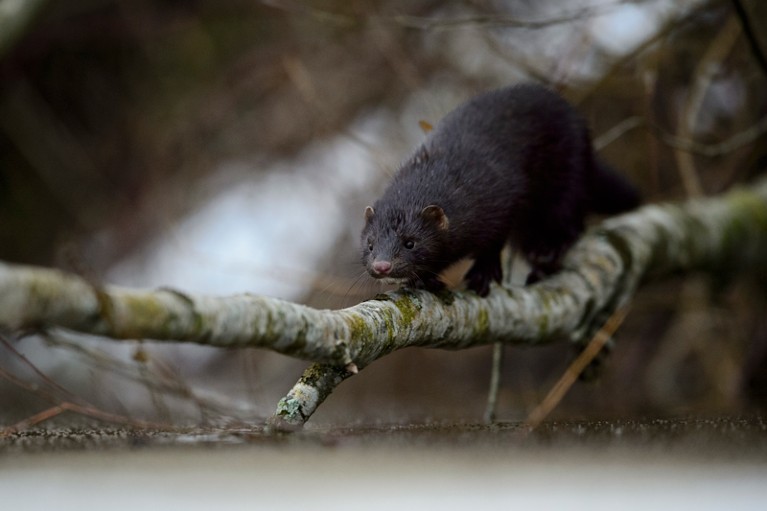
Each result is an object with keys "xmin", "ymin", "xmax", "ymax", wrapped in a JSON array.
[{"xmin": 381, "ymin": 277, "xmax": 406, "ymax": 285}]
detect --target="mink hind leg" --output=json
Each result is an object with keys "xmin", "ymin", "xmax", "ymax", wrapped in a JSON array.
[
  {"xmin": 522, "ymin": 216, "xmax": 585, "ymax": 285},
  {"xmin": 525, "ymin": 251, "xmax": 565, "ymax": 285},
  {"xmin": 465, "ymin": 247, "xmax": 503, "ymax": 296}
]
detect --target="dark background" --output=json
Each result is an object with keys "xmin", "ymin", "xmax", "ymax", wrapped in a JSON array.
[{"xmin": 1, "ymin": 0, "xmax": 766, "ymax": 426}]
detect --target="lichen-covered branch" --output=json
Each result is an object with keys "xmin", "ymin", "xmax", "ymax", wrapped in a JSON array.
[
  {"xmin": 0, "ymin": 267, "xmax": 355, "ymax": 366},
  {"xmin": 1, "ymin": 178, "xmax": 767, "ymax": 427}
]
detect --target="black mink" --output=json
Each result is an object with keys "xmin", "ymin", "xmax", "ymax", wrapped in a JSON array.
[{"xmin": 361, "ymin": 83, "xmax": 640, "ymax": 296}]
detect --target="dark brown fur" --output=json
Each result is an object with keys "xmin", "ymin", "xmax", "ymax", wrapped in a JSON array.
[{"xmin": 361, "ymin": 83, "xmax": 640, "ymax": 296}]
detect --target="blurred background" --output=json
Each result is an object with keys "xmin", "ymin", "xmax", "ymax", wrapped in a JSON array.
[{"xmin": 0, "ymin": 0, "xmax": 766, "ymax": 427}]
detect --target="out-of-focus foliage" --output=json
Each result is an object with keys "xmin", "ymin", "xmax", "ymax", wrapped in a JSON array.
[{"xmin": 0, "ymin": 0, "xmax": 438, "ymax": 267}]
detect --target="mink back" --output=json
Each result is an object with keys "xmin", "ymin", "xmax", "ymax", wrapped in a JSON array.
[{"xmin": 363, "ymin": 83, "xmax": 639, "ymax": 283}]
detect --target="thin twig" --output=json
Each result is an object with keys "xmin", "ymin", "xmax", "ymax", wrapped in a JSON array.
[
  {"xmin": 0, "ymin": 405, "xmax": 68, "ymax": 436},
  {"xmin": 523, "ymin": 307, "xmax": 630, "ymax": 432},
  {"xmin": 732, "ymin": 0, "xmax": 767, "ymax": 77},
  {"xmin": 0, "ymin": 334, "xmax": 178, "ymax": 435},
  {"xmin": 387, "ymin": 5, "xmax": 621, "ymax": 31},
  {"xmin": 674, "ymin": 16, "xmax": 741, "ymax": 197},
  {"xmin": 658, "ymin": 114, "xmax": 767, "ymax": 157},
  {"xmin": 261, "ymin": 0, "xmax": 631, "ymax": 32},
  {"xmin": 41, "ymin": 332, "xmax": 255, "ymax": 419},
  {"xmin": 594, "ymin": 113, "xmax": 767, "ymax": 157},
  {"xmin": 0, "ymin": 332, "xmax": 81, "ymax": 403},
  {"xmin": 483, "ymin": 342, "xmax": 505, "ymax": 424},
  {"xmin": 0, "ymin": 401, "xmax": 165, "ymax": 437},
  {"xmin": 593, "ymin": 116, "xmax": 645, "ymax": 151},
  {"xmin": 0, "ymin": 353, "xmax": 172, "ymax": 436}
]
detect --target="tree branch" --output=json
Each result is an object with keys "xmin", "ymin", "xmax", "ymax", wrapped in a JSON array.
[{"xmin": 2, "ymin": 177, "xmax": 767, "ymax": 428}]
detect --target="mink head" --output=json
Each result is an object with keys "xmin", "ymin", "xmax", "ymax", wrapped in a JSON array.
[{"xmin": 361, "ymin": 203, "xmax": 450, "ymax": 283}]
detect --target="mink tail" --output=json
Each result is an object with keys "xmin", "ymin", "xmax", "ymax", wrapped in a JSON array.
[{"xmin": 589, "ymin": 161, "xmax": 641, "ymax": 215}]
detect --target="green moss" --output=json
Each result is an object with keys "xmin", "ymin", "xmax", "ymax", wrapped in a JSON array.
[
  {"xmin": 263, "ymin": 309, "xmax": 279, "ymax": 344},
  {"xmin": 298, "ymin": 363, "xmax": 327, "ymax": 387},
  {"xmin": 537, "ymin": 312, "xmax": 549, "ymax": 335},
  {"xmin": 292, "ymin": 319, "xmax": 309, "ymax": 350},
  {"xmin": 92, "ymin": 287, "xmax": 115, "ymax": 329},
  {"xmin": 298, "ymin": 363, "xmax": 350, "ymax": 402},
  {"xmin": 476, "ymin": 307, "xmax": 489, "ymax": 337},
  {"xmin": 534, "ymin": 289, "xmax": 556, "ymax": 336},
  {"xmin": 574, "ymin": 297, "xmax": 596, "ymax": 336},
  {"xmin": 376, "ymin": 306, "xmax": 398, "ymax": 349},
  {"xmin": 157, "ymin": 288, "xmax": 206, "ymax": 339},
  {"xmin": 394, "ymin": 294, "xmax": 420, "ymax": 326},
  {"xmin": 121, "ymin": 295, "xmax": 172, "ymax": 337},
  {"xmin": 276, "ymin": 396, "xmax": 302, "ymax": 417},
  {"xmin": 190, "ymin": 307, "xmax": 205, "ymax": 339},
  {"xmin": 535, "ymin": 292, "xmax": 552, "ymax": 335},
  {"xmin": 161, "ymin": 288, "xmax": 213, "ymax": 341},
  {"xmin": 730, "ymin": 191, "xmax": 767, "ymax": 234},
  {"xmin": 728, "ymin": 189, "xmax": 767, "ymax": 226},
  {"xmin": 347, "ymin": 314, "xmax": 371, "ymax": 343},
  {"xmin": 717, "ymin": 190, "xmax": 767, "ymax": 272},
  {"xmin": 680, "ymin": 215, "xmax": 707, "ymax": 265}
]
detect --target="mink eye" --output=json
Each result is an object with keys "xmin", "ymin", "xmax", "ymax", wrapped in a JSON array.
[
  {"xmin": 403, "ymin": 240, "xmax": 415, "ymax": 250},
  {"xmin": 368, "ymin": 241, "xmax": 374, "ymax": 252}
]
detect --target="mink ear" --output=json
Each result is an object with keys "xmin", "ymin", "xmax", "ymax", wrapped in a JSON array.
[
  {"xmin": 420, "ymin": 205, "xmax": 449, "ymax": 230},
  {"xmin": 364, "ymin": 206, "xmax": 375, "ymax": 223}
]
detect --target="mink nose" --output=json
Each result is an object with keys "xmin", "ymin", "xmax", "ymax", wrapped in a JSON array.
[{"xmin": 371, "ymin": 260, "xmax": 392, "ymax": 276}]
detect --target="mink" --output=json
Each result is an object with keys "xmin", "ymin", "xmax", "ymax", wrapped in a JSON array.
[{"xmin": 361, "ymin": 83, "xmax": 640, "ymax": 296}]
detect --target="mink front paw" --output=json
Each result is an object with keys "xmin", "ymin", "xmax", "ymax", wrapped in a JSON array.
[
  {"xmin": 407, "ymin": 274, "xmax": 446, "ymax": 294},
  {"xmin": 465, "ymin": 256, "xmax": 503, "ymax": 297}
]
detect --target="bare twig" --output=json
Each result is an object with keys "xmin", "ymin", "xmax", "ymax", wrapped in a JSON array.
[
  {"xmin": 674, "ymin": 16, "xmax": 741, "ymax": 197},
  {"xmin": 40, "ymin": 332, "xmax": 258, "ymax": 419},
  {"xmin": 594, "ymin": 113, "xmax": 767, "ymax": 157},
  {"xmin": 0, "ymin": 332, "xmax": 80, "ymax": 403},
  {"xmin": 0, "ymin": 337, "xmax": 174, "ymax": 436},
  {"xmin": 658, "ymin": 114, "xmax": 767, "ymax": 157},
  {"xmin": 0, "ymin": 331, "xmax": 252, "ymax": 434},
  {"xmin": 593, "ymin": 116, "xmax": 645, "ymax": 151},
  {"xmin": 386, "ymin": 4, "xmax": 625, "ymax": 32},
  {"xmin": 0, "ymin": 401, "xmax": 165, "ymax": 437},
  {"xmin": 261, "ymin": 1, "xmax": 631, "ymax": 32},
  {"xmin": 0, "ymin": 340, "xmax": 178, "ymax": 436},
  {"xmin": 573, "ymin": 2, "xmax": 709, "ymax": 106},
  {"xmin": 483, "ymin": 342, "xmax": 505, "ymax": 424},
  {"xmin": 523, "ymin": 307, "xmax": 630, "ymax": 432},
  {"xmin": 732, "ymin": 0, "xmax": 767, "ymax": 77}
]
